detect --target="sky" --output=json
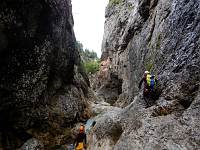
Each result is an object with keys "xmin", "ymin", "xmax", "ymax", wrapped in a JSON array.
[{"xmin": 72, "ymin": 0, "xmax": 109, "ymax": 58}]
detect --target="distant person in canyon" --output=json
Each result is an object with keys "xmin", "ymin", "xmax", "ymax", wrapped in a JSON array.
[
  {"xmin": 138, "ymin": 71, "xmax": 158, "ymax": 107},
  {"xmin": 74, "ymin": 125, "xmax": 87, "ymax": 150}
]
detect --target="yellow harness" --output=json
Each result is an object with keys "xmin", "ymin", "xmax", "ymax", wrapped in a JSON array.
[{"xmin": 76, "ymin": 142, "xmax": 84, "ymax": 150}]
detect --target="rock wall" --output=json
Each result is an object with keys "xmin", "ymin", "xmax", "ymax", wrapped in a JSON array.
[
  {"xmin": 0, "ymin": 0, "xmax": 89, "ymax": 149},
  {"xmin": 89, "ymin": 0, "xmax": 200, "ymax": 149},
  {"xmin": 101, "ymin": 0, "xmax": 200, "ymax": 107}
]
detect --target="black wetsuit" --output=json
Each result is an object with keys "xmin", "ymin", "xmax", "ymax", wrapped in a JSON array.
[{"xmin": 74, "ymin": 132, "xmax": 87, "ymax": 148}]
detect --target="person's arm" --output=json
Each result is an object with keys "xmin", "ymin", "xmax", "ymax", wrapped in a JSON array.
[
  {"xmin": 85, "ymin": 134, "xmax": 87, "ymax": 145},
  {"xmin": 73, "ymin": 139, "xmax": 76, "ymax": 148},
  {"xmin": 138, "ymin": 78, "xmax": 144, "ymax": 89},
  {"xmin": 155, "ymin": 78, "xmax": 158, "ymax": 85},
  {"xmin": 73, "ymin": 135, "xmax": 77, "ymax": 148}
]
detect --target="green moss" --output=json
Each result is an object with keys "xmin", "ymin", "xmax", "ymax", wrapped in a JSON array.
[
  {"xmin": 109, "ymin": 0, "xmax": 122, "ymax": 6},
  {"xmin": 145, "ymin": 61, "xmax": 154, "ymax": 71},
  {"xmin": 145, "ymin": 33, "xmax": 162, "ymax": 72},
  {"xmin": 144, "ymin": 47, "xmax": 154, "ymax": 71},
  {"xmin": 127, "ymin": 3, "xmax": 134, "ymax": 10},
  {"xmin": 144, "ymin": 49, "xmax": 156, "ymax": 72}
]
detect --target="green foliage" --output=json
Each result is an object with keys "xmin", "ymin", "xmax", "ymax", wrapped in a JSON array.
[
  {"xmin": 84, "ymin": 49, "xmax": 98, "ymax": 60},
  {"xmin": 76, "ymin": 41, "xmax": 100, "ymax": 74},
  {"xmin": 145, "ymin": 61, "xmax": 154, "ymax": 72},
  {"xmin": 145, "ymin": 34, "xmax": 162, "ymax": 72},
  {"xmin": 145, "ymin": 47, "xmax": 160, "ymax": 72},
  {"xmin": 76, "ymin": 41, "xmax": 99, "ymax": 62},
  {"xmin": 84, "ymin": 60, "xmax": 100, "ymax": 74},
  {"xmin": 144, "ymin": 50, "xmax": 156, "ymax": 72},
  {"xmin": 109, "ymin": 0, "xmax": 122, "ymax": 6},
  {"xmin": 76, "ymin": 41, "xmax": 84, "ymax": 52}
]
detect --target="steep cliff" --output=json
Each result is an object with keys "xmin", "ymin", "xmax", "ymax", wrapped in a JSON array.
[
  {"xmin": 101, "ymin": 0, "xmax": 200, "ymax": 106},
  {"xmin": 0, "ymin": 0, "xmax": 89, "ymax": 149},
  {"xmin": 89, "ymin": 0, "xmax": 200, "ymax": 149}
]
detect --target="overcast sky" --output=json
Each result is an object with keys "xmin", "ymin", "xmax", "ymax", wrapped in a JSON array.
[{"xmin": 72, "ymin": 0, "xmax": 109, "ymax": 58}]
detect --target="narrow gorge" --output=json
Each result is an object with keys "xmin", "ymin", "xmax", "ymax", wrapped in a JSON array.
[{"xmin": 0, "ymin": 0, "xmax": 200, "ymax": 150}]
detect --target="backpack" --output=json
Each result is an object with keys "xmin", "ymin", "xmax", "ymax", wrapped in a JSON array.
[{"xmin": 146, "ymin": 74, "xmax": 156, "ymax": 89}]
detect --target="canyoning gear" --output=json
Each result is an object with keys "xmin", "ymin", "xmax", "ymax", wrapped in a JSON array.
[
  {"xmin": 74, "ymin": 125, "xmax": 87, "ymax": 150},
  {"xmin": 139, "ymin": 71, "xmax": 158, "ymax": 107},
  {"xmin": 139, "ymin": 72, "xmax": 157, "ymax": 91},
  {"xmin": 85, "ymin": 119, "xmax": 96, "ymax": 134},
  {"xmin": 144, "ymin": 71, "xmax": 150, "ymax": 74},
  {"xmin": 74, "ymin": 133, "xmax": 87, "ymax": 150},
  {"xmin": 143, "ymin": 88, "xmax": 156, "ymax": 107},
  {"xmin": 144, "ymin": 88, "xmax": 149, "ymax": 96},
  {"xmin": 76, "ymin": 142, "xmax": 84, "ymax": 150},
  {"xmin": 79, "ymin": 125, "xmax": 84, "ymax": 133},
  {"xmin": 146, "ymin": 74, "xmax": 156, "ymax": 89},
  {"xmin": 139, "ymin": 71, "xmax": 150, "ymax": 89}
]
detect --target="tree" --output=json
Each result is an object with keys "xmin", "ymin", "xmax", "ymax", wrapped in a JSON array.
[
  {"xmin": 76, "ymin": 41, "xmax": 84, "ymax": 52},
  {"xmin": 84, "ymin": 60, "xmax": 100, "ymax": 74},
  {"xmin": 76, "ymin": 41, "xmax": 100, "ymax": 74}
]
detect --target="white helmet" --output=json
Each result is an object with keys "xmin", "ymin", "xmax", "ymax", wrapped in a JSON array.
[{"xmin": 144, "ymin": 71, "xmax": 150, "ymax": 74}]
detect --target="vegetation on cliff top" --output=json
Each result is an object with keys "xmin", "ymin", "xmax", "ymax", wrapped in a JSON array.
[
  {"xmin": 109, "ymin": 0, "xmax": 122, "ymax": 6},
  {"xmin": 76, "ymin": 41, "xmax": 100, "ymax": 74}
]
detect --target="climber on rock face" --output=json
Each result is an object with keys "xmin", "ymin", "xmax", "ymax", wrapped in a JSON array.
[
  {"xmin": 138, "ymin": 71, "xmax": 158, "ymax": 107},
  {"xmin": 74, "ymin": 125, "xmax": 87, "ymax": 150}
]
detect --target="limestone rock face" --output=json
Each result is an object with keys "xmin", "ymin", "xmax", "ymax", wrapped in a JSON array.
[
  {"xmin": 89, "ymin": 93, "xmax": 200, "ymax": 150},
  {"xmin": 89, "ymin": 0, "xmax": 200, "ymax": 149},
  {"xmin": 0, "ymin": 0, "xmax": 89, "ymax": 149},
  {"xmin": 102, "ymin": 0, "xmax": 200, "ymax": 104},
  {"xmin": 113, "ymin": 94, "xmax": 200, "ymax": 150},
  {"xmin": 97, "ymin": 72, "xmax": 123, "ymax": 105}
]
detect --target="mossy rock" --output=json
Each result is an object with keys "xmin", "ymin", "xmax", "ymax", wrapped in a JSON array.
[{"xmin": 109, "ymin": 0, "xmax": 122, "ymax": 6}]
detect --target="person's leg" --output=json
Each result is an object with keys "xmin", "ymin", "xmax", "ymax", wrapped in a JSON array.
[
  {"xmin": 143, "ymin": 88, "xmax": 150, "ymax": 108},
  {"xmin": 144, "ymin": 96, "xmax": 150, "ymax": 108},
  {"xmin": 76, "ymin": 142, "xmax": 84, "ymax": 150},
  {"xmin": 149, "ymin": 89, "xmax": 155, "ymax": 106}
]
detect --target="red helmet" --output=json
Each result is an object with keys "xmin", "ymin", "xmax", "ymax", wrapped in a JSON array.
[{"xmin": 79, "ymin": 125, "xmax": 84, "ymax": 133}]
